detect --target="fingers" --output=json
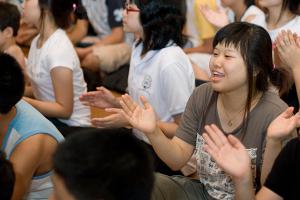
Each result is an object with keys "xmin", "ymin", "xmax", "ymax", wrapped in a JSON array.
[
  {"xmin": 140, "ymin": 96, "xmax": 151, "ymax": 109},
  {"xmin": 204, "ymin": 124, "xmax": 228, "ymax": 147},
  {"xmin": 281, "ymin": 107, "xmax": 294, "ymax": 118},
  {"xmin": 91, "ymin": 114, "xmax": 120, "ymax": 128},
  {"xmin": 227, "ymin": 135, "xmax": 245, "ymax": 150}
]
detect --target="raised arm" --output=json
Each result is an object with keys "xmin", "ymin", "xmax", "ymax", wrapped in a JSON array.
[
  {"xmin": 276, "ymin": 30, "xmax": 300, "ymax": 105},
  {"xmin": 120, "ymin": 94, "xmax": 194, "ymax": 170}
]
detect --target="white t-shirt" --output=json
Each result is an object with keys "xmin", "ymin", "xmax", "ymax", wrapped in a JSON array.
[
  {"xmin": 128, "ymin": 42, "xmax": 195, "ymax": 143},
  {"xmin": 262, "ymin": 15, "xmax": 300, "ymax": 42},
  {"xmin": 241, "ymin": 5, "xmax": 265, "ymax": 27},
  {"xmin": 26, "ymin": 29, "xmax": 91, "ymax": 126}
]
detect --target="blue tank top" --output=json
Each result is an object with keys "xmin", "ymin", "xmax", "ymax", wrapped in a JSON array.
[{"xmin": 1, "ymin": 100, "xmax": 64, "ymax": 199}]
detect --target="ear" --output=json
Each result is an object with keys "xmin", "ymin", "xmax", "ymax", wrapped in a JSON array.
[{"xmin": 3, "ymin": 27, "xmax": 14, "ymax": 38}]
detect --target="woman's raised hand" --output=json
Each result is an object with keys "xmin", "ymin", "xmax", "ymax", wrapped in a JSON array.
[
  {"xmin": 120, "ymin": 94, "xmax": 157, "ymax": 135},
  {"xmin": 203, "ymin": 124, "xmax": 251, "ymax": 181}
]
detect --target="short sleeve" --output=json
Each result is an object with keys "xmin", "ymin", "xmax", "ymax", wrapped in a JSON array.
[
  {"xmin": 160, "ymin": 63, "xmax": 194, "ymax": 116},
  {"xmin": 175, "ymin": 84, "xmax": 213, "ymax": 146},
  {"xmin": 47, "ymin": 34, "xmax": 77, "ymax": 71},
  {"xmin": 106, "ymin": 0, "xmax": 123, "ymax": 28}
]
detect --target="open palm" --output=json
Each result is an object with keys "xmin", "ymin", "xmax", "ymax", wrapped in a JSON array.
[
  {"xmin": 120, "ymin": 94, "xmax": 157, "ymax": 135},
  {"xmin": 203, "ymin": 124, "xmax": 251, "ymax": 180},
  {"xmin": 267, "ymin": 107, "xmax": 300, "ymax": 140},
  {"xmin": 199, "ymin": 5, "xmax": 229, "ymax": 28},
  {"xmin": 79, "ymin": 87, "xmax": 118, "ymax": 108}
]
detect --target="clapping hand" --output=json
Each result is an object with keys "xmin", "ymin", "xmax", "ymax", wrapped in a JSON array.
[
  {"xmin": 120, "ymin": 94, "xmax": 157, "ymax": 135},
  {"xmin": 203, "ymin": 124, "xmax": 251, "ymax": 181},
  {"xmin": 275, "ymin": 30, "xmax": 300, "ymax": 70},
  {"xmin": 199, "ymin": 5, "xmax": 229, "ymax": 28},
  {"xmin": 267, "ymin": 107, "xmax": 300, "ymax": 141},
  {"xmin": 79, "ymin": 87, "xmax": 119, "ymax": 109}
]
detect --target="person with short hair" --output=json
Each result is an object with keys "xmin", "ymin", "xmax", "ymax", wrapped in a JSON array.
[
  {"xmin": 49, "ymin": 128, "xmax": 154, "ymax": 200},
  {"xmin": 0, "ymin": 1, "xmax": 26, "ymax": 69},
  {"xmin": 120, "ymin": 22, "xmax": 291, "ymax": 199},
  {"xmin": 0, "ymin": 53, "xmax": 64, "ymax": 199}
]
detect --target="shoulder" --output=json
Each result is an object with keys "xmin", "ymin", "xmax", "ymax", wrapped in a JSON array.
[
  {"xmin": 189, "ymin": 83, "xmax": 215, "ymax": 105},
  {"xmin": 157, "ymin": 45, "xmax": 191, "ymax": 67},
  {"xmin": 260, "ymin": 91, "xmax": 288, "ymax": 111}
]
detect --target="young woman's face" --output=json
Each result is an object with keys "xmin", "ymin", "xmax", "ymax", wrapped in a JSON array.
[
  {"xmin": 209, "ymin": 43, "xmax": 248, "ymax": 93},
  {"xmin": 257, "ymin": 0, "xmax": 282, "ymax": 9},
  {"xmin": 22, "ymin": 0, "xmax": 41, "ymax": 27},
  {"xmin": 122, "ymin": 1, "xmax": 143, "ymax": 35}
]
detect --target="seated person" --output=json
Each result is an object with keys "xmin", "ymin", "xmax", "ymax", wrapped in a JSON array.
[
  {"xmin": 0, "ymin": 150, "xmax": 15, "ymax": 200},
  {"xmin": 49, "ymin": 128, "xmax": 154, "ymax": 200},
  {"xmin": 0, "ymin": 53, "xmax": 64, "ymax": 200},
  {"xmin": 184, "ymin": 0, "xmax": 218, "ymax": 81},
  {"xmin": 68, "ymin": 0, "xmax": 131, "ymax": 74},
  {"xmin": 0, "ymin": 2, "xmax": 26, "ymax": 70}
]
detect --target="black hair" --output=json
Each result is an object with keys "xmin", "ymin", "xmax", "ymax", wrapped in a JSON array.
[
  {"xmin": 0, "ymin": 53, "xmax": 25, "ymax": 114},
  {"xmin": 211, "ymin": 22, "xmax": 288, "ymax": 135},
  {"xmin": 130, "ymin": 0, "xmax": 186, "ymax": 55},
  {"xmin": 38, "ymin": 0, "xmax": 76, "ymax": 29},
  {"xmin": 245, "ymin": 0, "xmax": 255, "ymax": 8},
  {"xmin": 282, "ymin": 0, "xmax": 300, "ymax": 15},
  {"xmin": 53, "ymin": 128, "xmax": 154, "ymax": 200},
  {"xmin": 0, "ymin": 2, "xmax": 20, "ymax": 36},
  {"xmin": 0, "ymin": 151, "xmax": 15, "ymax": 200}
]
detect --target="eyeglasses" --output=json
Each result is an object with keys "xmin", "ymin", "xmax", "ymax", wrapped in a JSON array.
[{"xmin": 124, "ymin": 3, "xmax": 140, "ymax": 14}]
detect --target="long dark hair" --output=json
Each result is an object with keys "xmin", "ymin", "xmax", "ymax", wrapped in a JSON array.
[
  {"xmin": 210, "ymin": 22, "xmax": 288, "ymax": 134},
  {"xmin": 130, "ymin": 0, "xmax": 186, "ymax": 55},
  {"xmin": 38, "ymin": 0, "xmax": 75, "ymax": 30}
]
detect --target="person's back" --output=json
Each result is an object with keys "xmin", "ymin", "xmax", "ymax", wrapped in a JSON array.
[
  {"xmin": 50, "ymin": 128, "xmax": 154, "ymax": 200},
  {"xmin": 0, "ymin": 53, "xmax": 64, "ymax": 200}
]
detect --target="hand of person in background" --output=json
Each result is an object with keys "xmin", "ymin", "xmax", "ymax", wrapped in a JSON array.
[
  {"xmin": 199, "ymin": 5, "xmax": 229, "ymax": 29},
  {"xmin": 275, "ymin": 30, "xmax": 300, "ymax": 71},
  {"xmin": 202, "ymin": 124, "xmax": 251, "ymax": 182},
  {"xmin": 120, "ymin": 94, "xmax": 157, "ymax": 135},
  {"xmin": 91, "ymin": 108, "xmax": 130, "ymax": 128},
  {"xmin": 267, "ymin": 107, "xmax": 300, "ymax": 141},
  {"xmin": 79, "ymin": 87, "xmax": 120, "ymax": 109}
]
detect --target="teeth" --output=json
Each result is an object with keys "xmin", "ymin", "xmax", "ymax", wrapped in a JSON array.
[{"xmin": 213, "ymin": 71, "xmax": 224, "ymax": 76}]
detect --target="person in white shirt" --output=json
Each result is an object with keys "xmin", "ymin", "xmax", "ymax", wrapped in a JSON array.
[
  {"xmin": 22, "ymin": 0, "xmax": 91, "ymax": 128},
  {"xmin": 80, "ymin": 0, "xmax": 195, "ymax": 175}
]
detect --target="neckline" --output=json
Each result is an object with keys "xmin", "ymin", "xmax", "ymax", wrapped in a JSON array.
[{"xmin": 215, "ymin": 92, "xmax": 264, "ymax": 135}]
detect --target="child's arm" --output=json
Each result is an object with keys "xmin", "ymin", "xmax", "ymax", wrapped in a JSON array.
[{"xmin": 24, "ymin": 67, "xmax": 73, "ymax": 119}]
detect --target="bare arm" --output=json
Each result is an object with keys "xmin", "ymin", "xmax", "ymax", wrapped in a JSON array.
[
  {"xmin": 120, "ymin": 94, "xmax": 194, "ymax": 170},
  {"xmin": 94, "ymin": 27, "xmax": 125, "ymax": 46},
  {"xmin": 184, "ymin": 38, "xmax": 214, "ymax": 54},
  {"xmin": 67, "ymin": 19, "xmax": 89, "ymax": 44},
  {"xmin": 158, "ymin": 114, "xmax": 181, "ymax": 138},
  {"xmin": 10, "ymin": 134, "xmax": 56, "ymax": 200},
  {"xmin": 24, "ymin": 67, "xmax": 73, "ymax": 119}
]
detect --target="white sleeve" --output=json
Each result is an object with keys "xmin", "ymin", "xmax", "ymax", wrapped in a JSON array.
[
  {"xmin": 160, "ymin": 62, "xmax": 195, "ymax": 116},
  {"xmin": 47, "ymin": 39, "xmax": 77, "ymax": 71}
]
